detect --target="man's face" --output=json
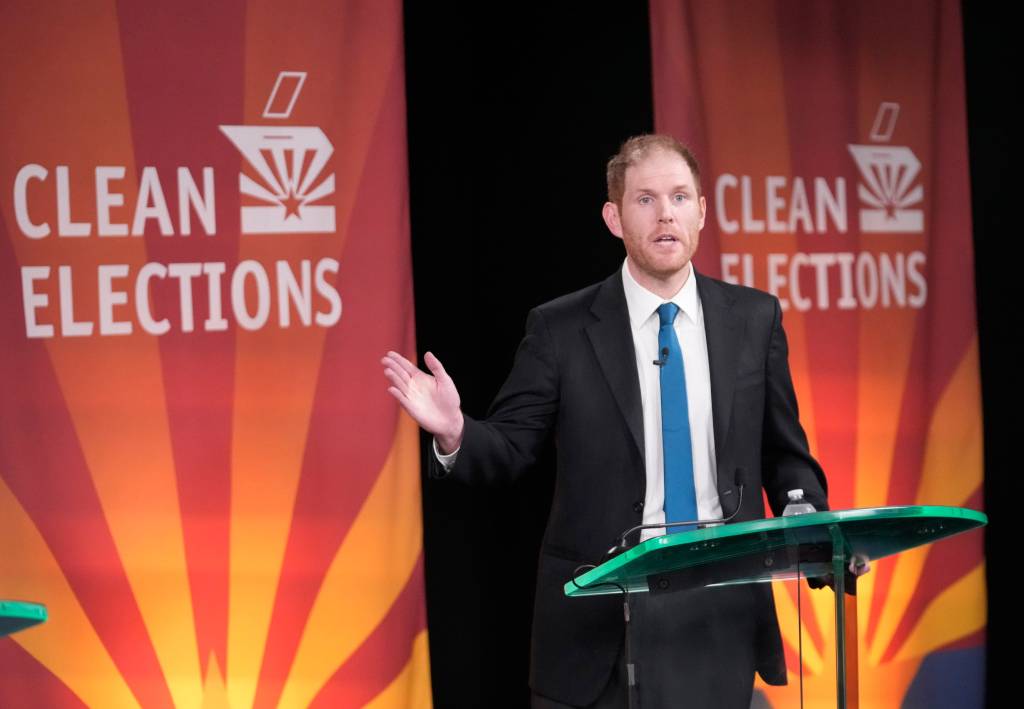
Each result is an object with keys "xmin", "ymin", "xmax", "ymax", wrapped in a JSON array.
[{"xmin": 602, "ymin": 149, "xmax": 706, "ymax": 288}]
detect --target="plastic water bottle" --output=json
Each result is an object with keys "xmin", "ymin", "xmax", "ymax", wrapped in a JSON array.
[{"xmin": 782, "ymin": 489, "xmax": 816, "ymax": 516}]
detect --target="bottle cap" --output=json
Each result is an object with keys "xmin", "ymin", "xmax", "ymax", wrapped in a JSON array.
[{"xmin": 787, "ymin": 489, "xmax": 804, "ymax": 501}]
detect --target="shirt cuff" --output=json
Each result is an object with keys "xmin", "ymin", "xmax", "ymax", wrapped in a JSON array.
[{"xmin": 433, "ymin": 438, "xmax": 460, "ymax": 471}]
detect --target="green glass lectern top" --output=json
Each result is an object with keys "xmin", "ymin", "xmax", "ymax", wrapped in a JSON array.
[
  {"xmin": 564, "ymin": 505, "xmax": 986, "ymax": 709},
  {"xmin": 565, "ymin": 506, "xmax": 987, "ymax": 597},
  {"xmin": 0, "ymin": 600, "xmax": 48, "ymax": 637}
]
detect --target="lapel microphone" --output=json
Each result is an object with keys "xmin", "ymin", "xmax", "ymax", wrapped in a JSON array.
[{"xmin": 652, "ymin": 347, "xmax": 669, "ymax": 367}]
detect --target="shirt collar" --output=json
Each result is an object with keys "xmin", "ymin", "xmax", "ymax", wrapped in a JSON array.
[{"xmin": 621, "ymin": 258, "xmax": 699, "ymax": 332}]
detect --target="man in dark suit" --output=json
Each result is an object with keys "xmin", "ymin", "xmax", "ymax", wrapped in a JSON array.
[{"xmin": 383, "ymin": 135, "xmax": 845, "ymax": 707}]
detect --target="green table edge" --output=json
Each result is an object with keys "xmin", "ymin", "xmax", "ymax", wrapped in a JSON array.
[
  {"xmin": 566, "ymin": 505, "xmax": 988, "ymax": 597},
  {"xmin": 0, "ymin": 600, "xmax": 48, "ymax": 637}
]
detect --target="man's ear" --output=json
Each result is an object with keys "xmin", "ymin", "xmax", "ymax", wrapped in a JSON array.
[
  {"xmin": 602, "ymin": 201, "xmax": 624, "ymax": 239},
  {"xmin": 698, "ymin": 195, "xmax": 707, "ymax": 230}
]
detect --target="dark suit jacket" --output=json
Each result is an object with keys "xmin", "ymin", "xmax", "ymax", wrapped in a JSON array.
[{"xmin": 433, "ymin": 269, "xmax": 828, "ymax": 706}]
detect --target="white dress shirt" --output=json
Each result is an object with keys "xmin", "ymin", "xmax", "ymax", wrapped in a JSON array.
[
  {"xmin": 620, "ymin": 260, "xmax": 721, "ymax": 540},
  {"xmin": 435, "ymin": 260, "xmax": 722, "ymax": 540}
]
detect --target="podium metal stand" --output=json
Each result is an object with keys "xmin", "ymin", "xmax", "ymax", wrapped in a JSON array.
[
  {"xmin": 0, "ymin": 600, "xmax": 47, "ymax": 637},
  {"xmin": 565, "ymin": 506, "xmax": 987, "ymax": 708}
]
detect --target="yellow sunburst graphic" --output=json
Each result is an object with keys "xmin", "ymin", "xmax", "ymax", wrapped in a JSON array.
[
  {"xmin": 758, "ymin": 341, "xmax": 985, "ymax": 707},
  {"xmin": 1, "ymin": 413, "xmax": 431, "ymax": 708}
]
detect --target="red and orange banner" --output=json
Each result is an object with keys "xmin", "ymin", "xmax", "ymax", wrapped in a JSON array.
[
  {"xmin": 651, "ymin": 0, "xmax": 983, "ymax": 705},
  {"xmin": 0, "ymin": 1, "xmax": 430, "ymax": 706}
]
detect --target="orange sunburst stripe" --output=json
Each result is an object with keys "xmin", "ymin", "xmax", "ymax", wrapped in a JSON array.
[
  {"xmin": 882, "ymin": 530, "xmax": 983, "ymax": 665},
  {"xmin": 0, "ymin": 218, "xmax": 173, "ymax": 707},
  {"xmin": 225, "ymin": 2, "xmax": 404, "ymax": 706},
  {"xmin": 853, "ymin": 307, "xmax": 918, "ymax": 508},
  {"xmin": 0, "ymin": 2, "xmax": 203, "ymax": 706},
  {"xmin": 771, "ymin": 581, "xmax": 826, "ymax": 675},
  {"xmin": 914, "ymin": 338, "xmax": 982, "ymax": 508},
  {"xmin": 864, "ymin": 0, "xmax": 980, "ymax": 681},
  {"xmin": 112, "ymin": 1, "xmax": 249, "ymax": 684},
  {"xmin": 681, "ymin": 2, "xmax": 824, "ymax": 457},
  {"xmin": 361, "ymin": 631, "xmax": 432, "ymax": 709},
  {"xmin": 891, "ymin": 563, "xmax": 986, "ymax": 664},
  {"xmin": 253, "ymin": 51, "xmax": 414, "ymax": 708},
  {"xmin": 865, "ymin": 323, "xmax": 978, "ymax": 655},
  {"xmin": 0, "ymin": 475, "xmax": 140, "ymax": 707},
  {"xmin": 873, "ymin": 340, "xmax": 983, "ymax": 662},
  {"xmin": 774, "ymin": 0, "xmax": 866, "ymax": 512},
  {"xmin": 309, "ymin": 555, "xmax": 428, "ymax": 707},
  {"xmin": 276, "ymin": 413, "xmax": 425, "ymax": 708}
]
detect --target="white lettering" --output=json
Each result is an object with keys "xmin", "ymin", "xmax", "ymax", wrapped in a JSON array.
[
  {"xmin": 720, "ymin": 253, "xmax": 741, "ymax": 285},
  {"xmin": 21, "ymin": 266, "xmax": 54, "ymax": 338},
  {"xmin": 203, "ymin": 262, "xmax": 229, "ymax": 331},
  {"xmin": 788, "ymin": 178, "xmax": 813, "ymax": 233},
  {"xmin": 741, "ymin": 253, "xmax": 754, "ymax": 287},
  {"xmin": 56, "ymin": 166, "xmax": 90, "ymax": 237},
  {"xmin": 95, "ymin": 167, "xmax": 128, "ymax": 237},
  {"xmin": 98, "ymin": 264, "xmax": 132, "ymax": 334},
  {"xmin": 788, "ymin": 252, "xmax": 812, "ymax": 311},
  {"xmin": 132, "ymin": 167, "xmax": 174, "ymax": 236},
  {"xmin": 314, "ymin": 258, "xmax": 342, "ymax": 326},
  {"xmin": 815, "ymin": 177, "xmax": 846, "ymax": 233},
  {"xmin": 766, "ymin": 176, "xmax": 787, "ymax": 233},
  {"xmin": 741, "ymin": 176, "xmax": 764, "ymax": 233},
  {"xmin": 879, "ymin": 252, "xmax": 906, "ymax": 308},
  {"xmin": 14, "ymin": 164, "xmax": 50, "ymax": 238},
  {"xmin": 836, "ymin": 252, "xmax": 857, "ymax": 309},
  {"xmin": 767, "ymin": 253, "xmax": 788, "ymax": 310},
  {"xmin": 855, "ymin": 252, "xmax": 878, "ymax": 309},
  {"xmin": 715, "ymin": 174, "xmax": 739, "ymax": 234},
  {"xmin": 907, "ymin": 251, "xmax": 927, "ymax": 307},
  {"xmin": 58, "ymin": 265, "xmax": 93, "ymax": 336},
  {"xmin": 807, "ymin": 253, "xmax": 837, "ymax": 309},
  {"xmin": 232, "ymin": 260, "xmax": 271, "ymax": 330},
  {"xmin": 136, "ymin": 262, "xmax": 170, "ymax": 335},
  {"xmin": 178, "ymin": 167, "xmax": 216, "ymax": 236},
  {"xmin": 168, "ymin": 262, "xmax": 203, "ymax": 332},
  {"xmin": 277, "ymin": 260, "xmax": 312, "ymax": 327}
]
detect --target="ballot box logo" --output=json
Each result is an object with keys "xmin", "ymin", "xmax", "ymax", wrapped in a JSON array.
[
  {"xmin": 847, "ymin": 102, "xmax": 924, "ymax": 233},
  {"xmin": 220, "ymin": 71, "xmax": 336, "ymax": 234}
]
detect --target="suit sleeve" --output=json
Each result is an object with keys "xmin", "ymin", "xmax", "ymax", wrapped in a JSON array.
[
  {"xmin": 428, "ymin": 307, "xmax": 560, "ymax": 486},
  {"xmin": 760, "ymin": 298, "xmax": 829, "ymax": 516}
]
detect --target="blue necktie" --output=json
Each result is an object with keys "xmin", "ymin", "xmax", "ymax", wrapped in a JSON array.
[{"xmin": 658, "ymin": 303, "xmax": 698, "ymax": 532}]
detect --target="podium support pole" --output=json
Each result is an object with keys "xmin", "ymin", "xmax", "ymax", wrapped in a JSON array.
[{"xmin": 829, "ymin": 524, "xmax": 859, "ymax": 709}]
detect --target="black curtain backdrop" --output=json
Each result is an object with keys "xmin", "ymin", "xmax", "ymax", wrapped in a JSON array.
[{"xmin": 403, "ymin": 3, "xmax": 1015, "ymax": 707}]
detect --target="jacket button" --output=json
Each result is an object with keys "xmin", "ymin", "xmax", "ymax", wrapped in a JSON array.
[{"xmin": 633, "ymin": 501, "xmax": 644, "ymax": 513}]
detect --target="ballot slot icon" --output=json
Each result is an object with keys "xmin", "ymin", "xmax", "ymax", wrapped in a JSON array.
[
  {"xmin": 847, "ymin": 102, "xmax": 925, "ymax": 234},
  {"xmin": 220, "ymin": 70, "xmax": 336, "ymax": 234}
]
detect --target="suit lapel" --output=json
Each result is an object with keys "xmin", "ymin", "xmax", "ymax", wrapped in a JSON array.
[
  {"xmin": 585, "ymin": 272, "xmax": 645, "ymax": 468},
  {"xmin": 697, "ymin": 274, "xmax": 744, "ymax": 486}
]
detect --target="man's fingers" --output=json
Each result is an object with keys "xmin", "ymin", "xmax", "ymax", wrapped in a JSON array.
[
  {"xmin": 423, "ymin": 351, "xmax": 450, "ymax": 382},
  {"xmin": 385, "ymin": 350, "xmax": 420, "ymax": 378},
  {"xmin": 383, "ymin": 367, "xmax": 409, "ymax": 393},
  {"xmin": 382, "ymin": 356, "xmax": 413, "ymax": 385},
  {"xmin": 386, "ymin": 385, "xmax": 410, "ymax": 407}
]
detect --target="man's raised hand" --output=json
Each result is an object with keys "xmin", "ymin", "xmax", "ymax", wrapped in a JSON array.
[{"xmin": 382, "ymin": 351, "xmax": 464, "ymax": 453}]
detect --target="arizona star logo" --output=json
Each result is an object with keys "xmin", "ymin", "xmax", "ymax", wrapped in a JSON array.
[
  {"xmin": 848, "ymin": 102, "xmax": 925, "ymax": 233},
  {"xmin": 220, "ymin": 71, "xmax": 337, "ymax": 234}
]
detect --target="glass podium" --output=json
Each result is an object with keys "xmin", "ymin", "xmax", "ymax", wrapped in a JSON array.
[{"xmin": 565, "ymin": 506, "xmax": 987, "ymax": 708}]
